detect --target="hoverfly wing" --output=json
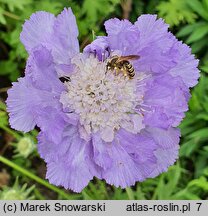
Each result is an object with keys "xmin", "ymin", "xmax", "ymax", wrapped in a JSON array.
[
  {"xmin": 125, "ymin": 55, "xmax": 140, "ymax": 60},
  {"xmin": 116, "ymin": 55, "xmax": 140, "ymax": 63}
]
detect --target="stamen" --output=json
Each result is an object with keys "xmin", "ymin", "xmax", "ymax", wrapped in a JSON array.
[{"xmin": 60, "ymin": 54, "xmax": 146, "ymax": 142}]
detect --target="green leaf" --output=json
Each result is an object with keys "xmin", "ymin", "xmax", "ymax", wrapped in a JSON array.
[
  {"xmin": 196, "ymin": 113, "xmax": 208, "ymax": 121},
  {"xmin": 81, "ymin": 191, "xmax": 94, "ymax": 200},
  {"xmin": 191, "ymin": 38, "xmax": 208, "ymax": 53},
  {"xmin": 194, "ymin": 154, "xmax": 208, "ymax": 178},
  {"xmin": 203, "ymin": 168, "xmax": 208, "ymax": 176},
  {"xmin": 153, "ymin": 164, "xmax": 181, "ymax": 199},
  {"xmin": 187, "ymin": 24, "xmax": 208, "ymax": 43},
  {"xmin": 0, "ymin": 7, "xmax": 6, "ymax": 24},
  {"xmin": 0, "ymin": 101, "xmax": 6, "ymax": 111},
  {"xmin": 203, "ymin": 0, "xmax": 208, "ymax": 9},
  {"xmin": 0, "ymin": 110, "xmax": 8, "ymax": 127},
  {"xmin": 165, "ymin": 164, "xmax": 181, "ymax": 196},
  {"xmin": 0, "ymin": 60, "xmax": 19, "ymax": 81},
  {"xmin": 172, "ymin": 189, "xmax": 201, "ymax": 200},
  {"xmin": 187, "ymin": 0, "xmax": 208, "ymax": 21},
  {"xmin": 33, "ymin": 1, "xmax": 62, "ymax": 14},
  {"xmin": 201, "ymin": 66, "xmax": 208, "ymax": 74},
  {"xmin": 125, "ymin": 187, "xmax": 135, "ymax": 200},
  {"xmin": 82, "ymin": 0, "xmax": 119, "ymax": 23},
  {"xmin": 134, "ymin": 185, "xmax": 146, "ymax": 200},
  {"xmin": 177, "ymin": 22, "xmax": 206, "ymax": 37},
  {"xmin": 188, "ymin": 176, "xmax": 208, "ymax": 191},
  {"xmin": 112, "ymin": 187, "xmax": 128, "ymax": 200},
  {"xmin": 188, "ymin": 75, "xmax": 208, "ymax": 112},
  {"xmin": 187, "ymin": 128, "xmax": 208, "ymax": 140},
  {"xmin": 180, "ymin": 140, "xmax": 199, "ymax": 157},
  {"xmin": 157, "ymin": 0, "xmax": 197, "ymax": 26},
  {"xmin": 0, "ymin": 0, "xmax": 32, "ymax": 12},
  {"xmin": 81, "ymin": 179, "xmax": 109, "ymax": 200},
  {"xmin": 0, "ymin": 60, "xmax": 18, "ymax": 76}
]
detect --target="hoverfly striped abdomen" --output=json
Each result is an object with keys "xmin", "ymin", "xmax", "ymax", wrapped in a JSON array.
[{"xmin": 106, "ymin": 55, "xmax": 139, "ymax": 79}]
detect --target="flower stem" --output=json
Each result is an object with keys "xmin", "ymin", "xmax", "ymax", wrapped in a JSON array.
[
  {"xmin": 0, "ymin": 156, "xmax": 76, "ymax": 200},
  {"xmin": 3, "ymin": 11, "xmax": 20, "ymax": 20},
  {"xmin": 34, "ymin": 188, "xmax": 46, "ymax": 200},
  {"xmin": 0, "ymin": 125, "xmax": 21, "ymax": 140},
  {"xmin": 126, "ymin": 187, "xmax": 134, "ymax": 200}
]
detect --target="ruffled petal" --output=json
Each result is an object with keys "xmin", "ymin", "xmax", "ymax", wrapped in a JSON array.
[
  {"xmin": 20, "ymin": 8, "xmax": 79, "ymax": 70},
  {"xmin": 169, "ymin": 39, "xmax": 200, "ymax": 88},
  {"xmin": 150, "ymin": 146, "xmax": 179, "ymax": 177},
  {"xmin": 100, "ymin": 129, "xmax": 157, "ymax": 188},
  {"xmin": 123, "ymin": 114, "xmax": 145, "ymax": 134},
  {"xmin": 101, "ymin": 142, "xmax": 140, "ymax": 188},
  {"xmin": 6, "ymin": 76, "xmax": 59, "ymax": 132},
  {"xmin": 36, "ymin": 107, "xmax": 67, "ymax": 143},
  {"xmin": 134, "ymin": 15, "xmax": 170, "ymax": 51},
  {"xmin": 38, "ymin": 132, "xmax": 57, "ymax": 162},
  {"xmin": 83, "ymin": 36, "xmax": 110, "ymax": 61},
  {"xmin": 116, "ymin": 129, "xmax": 157, "ymax": 178},
  {"xmin": 26, "ymin": 45, "xmax": 64, "ymax": 93},
  {"xmin": 38, "ymin": 125, "xmax": 79, "ymax": 163},
  {"xmin": 117, "ymin": 129, "xmax": 156, "ymax": 158},
  {"xmin": 146, "ymin": 127, "xmax": 180, "ymax": 177},
  {"xmin": 52, "ymin": 8, "xmax": 79, "ymax": 64},
  {"xmin": 20, "ymin": 11, "xmax": 55, "ymax": 52},
  {"xmin": 134, "ymin": 15, "xmax": 176, "ymax": 73},
  {"xmin": 143, "ymin": 74, "xmax": 190, "ymax": 128},
  {"xmin": 92, "ymin": 133, "xmax": 113, "ymax": 169},
  {"xmin": 46, "ymin": 147, "xmax": 94, "ymax": 192},
  {"xmin": 135, "ymin": 45, "xmax": 176, "ymax": 74},
  {"xmin": 45, "ymin": 125, "xmax": 100, "ymax": 192},
  {"xmin": 104, "ymin": 18, "xmax": 140, "ymax": 55},
  {"xmin": 89, "ymin": 15, "xmax": 178, "ymax": 74},
  {"xmin": 6, "ymin": 46, "xmax": 64, "ymax": 133}
]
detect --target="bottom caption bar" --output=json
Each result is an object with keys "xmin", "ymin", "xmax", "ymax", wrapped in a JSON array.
[{"xmin": 0, "ymin": 200, "xmax": 206, "ymax": 216}]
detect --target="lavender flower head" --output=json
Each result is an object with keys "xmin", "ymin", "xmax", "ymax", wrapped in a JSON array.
[{"xmin": 6, "ymin": 8, "xmax": 199, "ymax": 192}]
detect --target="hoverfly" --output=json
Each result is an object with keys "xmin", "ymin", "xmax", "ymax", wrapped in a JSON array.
[{"xmin": 106, "ymin": 55, "xmax": 140, "ymax": 79}]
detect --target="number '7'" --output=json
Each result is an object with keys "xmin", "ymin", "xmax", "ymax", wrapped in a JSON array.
[{"xmin": 196, "ymin": 203, "xmax": 202, "ymax": 211}]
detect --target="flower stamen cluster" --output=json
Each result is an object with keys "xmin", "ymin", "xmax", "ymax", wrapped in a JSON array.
[{"xmin": 60, "ymin": 55, "xmax": 144, "ymax": 142}]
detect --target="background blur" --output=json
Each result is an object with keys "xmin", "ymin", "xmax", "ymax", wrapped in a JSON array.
[{"xmin": 0, "ymin": 0, "xmax": 208, "ymax": 200}]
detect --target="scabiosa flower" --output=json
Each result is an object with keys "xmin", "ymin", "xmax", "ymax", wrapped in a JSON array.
[{"xmin": 6, "ymin": 8, "xmax": 199, "ymax": 192}]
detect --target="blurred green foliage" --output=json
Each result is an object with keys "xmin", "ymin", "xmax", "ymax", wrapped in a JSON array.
[
  {"xmin": 0, "ymin": 0, "xmax": 208, "ymax": 200},
  {"xmin": 157, "ymin": 0, "xmax": 197, "ymax": 26}
]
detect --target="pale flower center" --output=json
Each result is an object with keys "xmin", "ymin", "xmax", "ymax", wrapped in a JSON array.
[{"xmin": 60, "ymin": 54, "xmax": 145, "ymax": 142}]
